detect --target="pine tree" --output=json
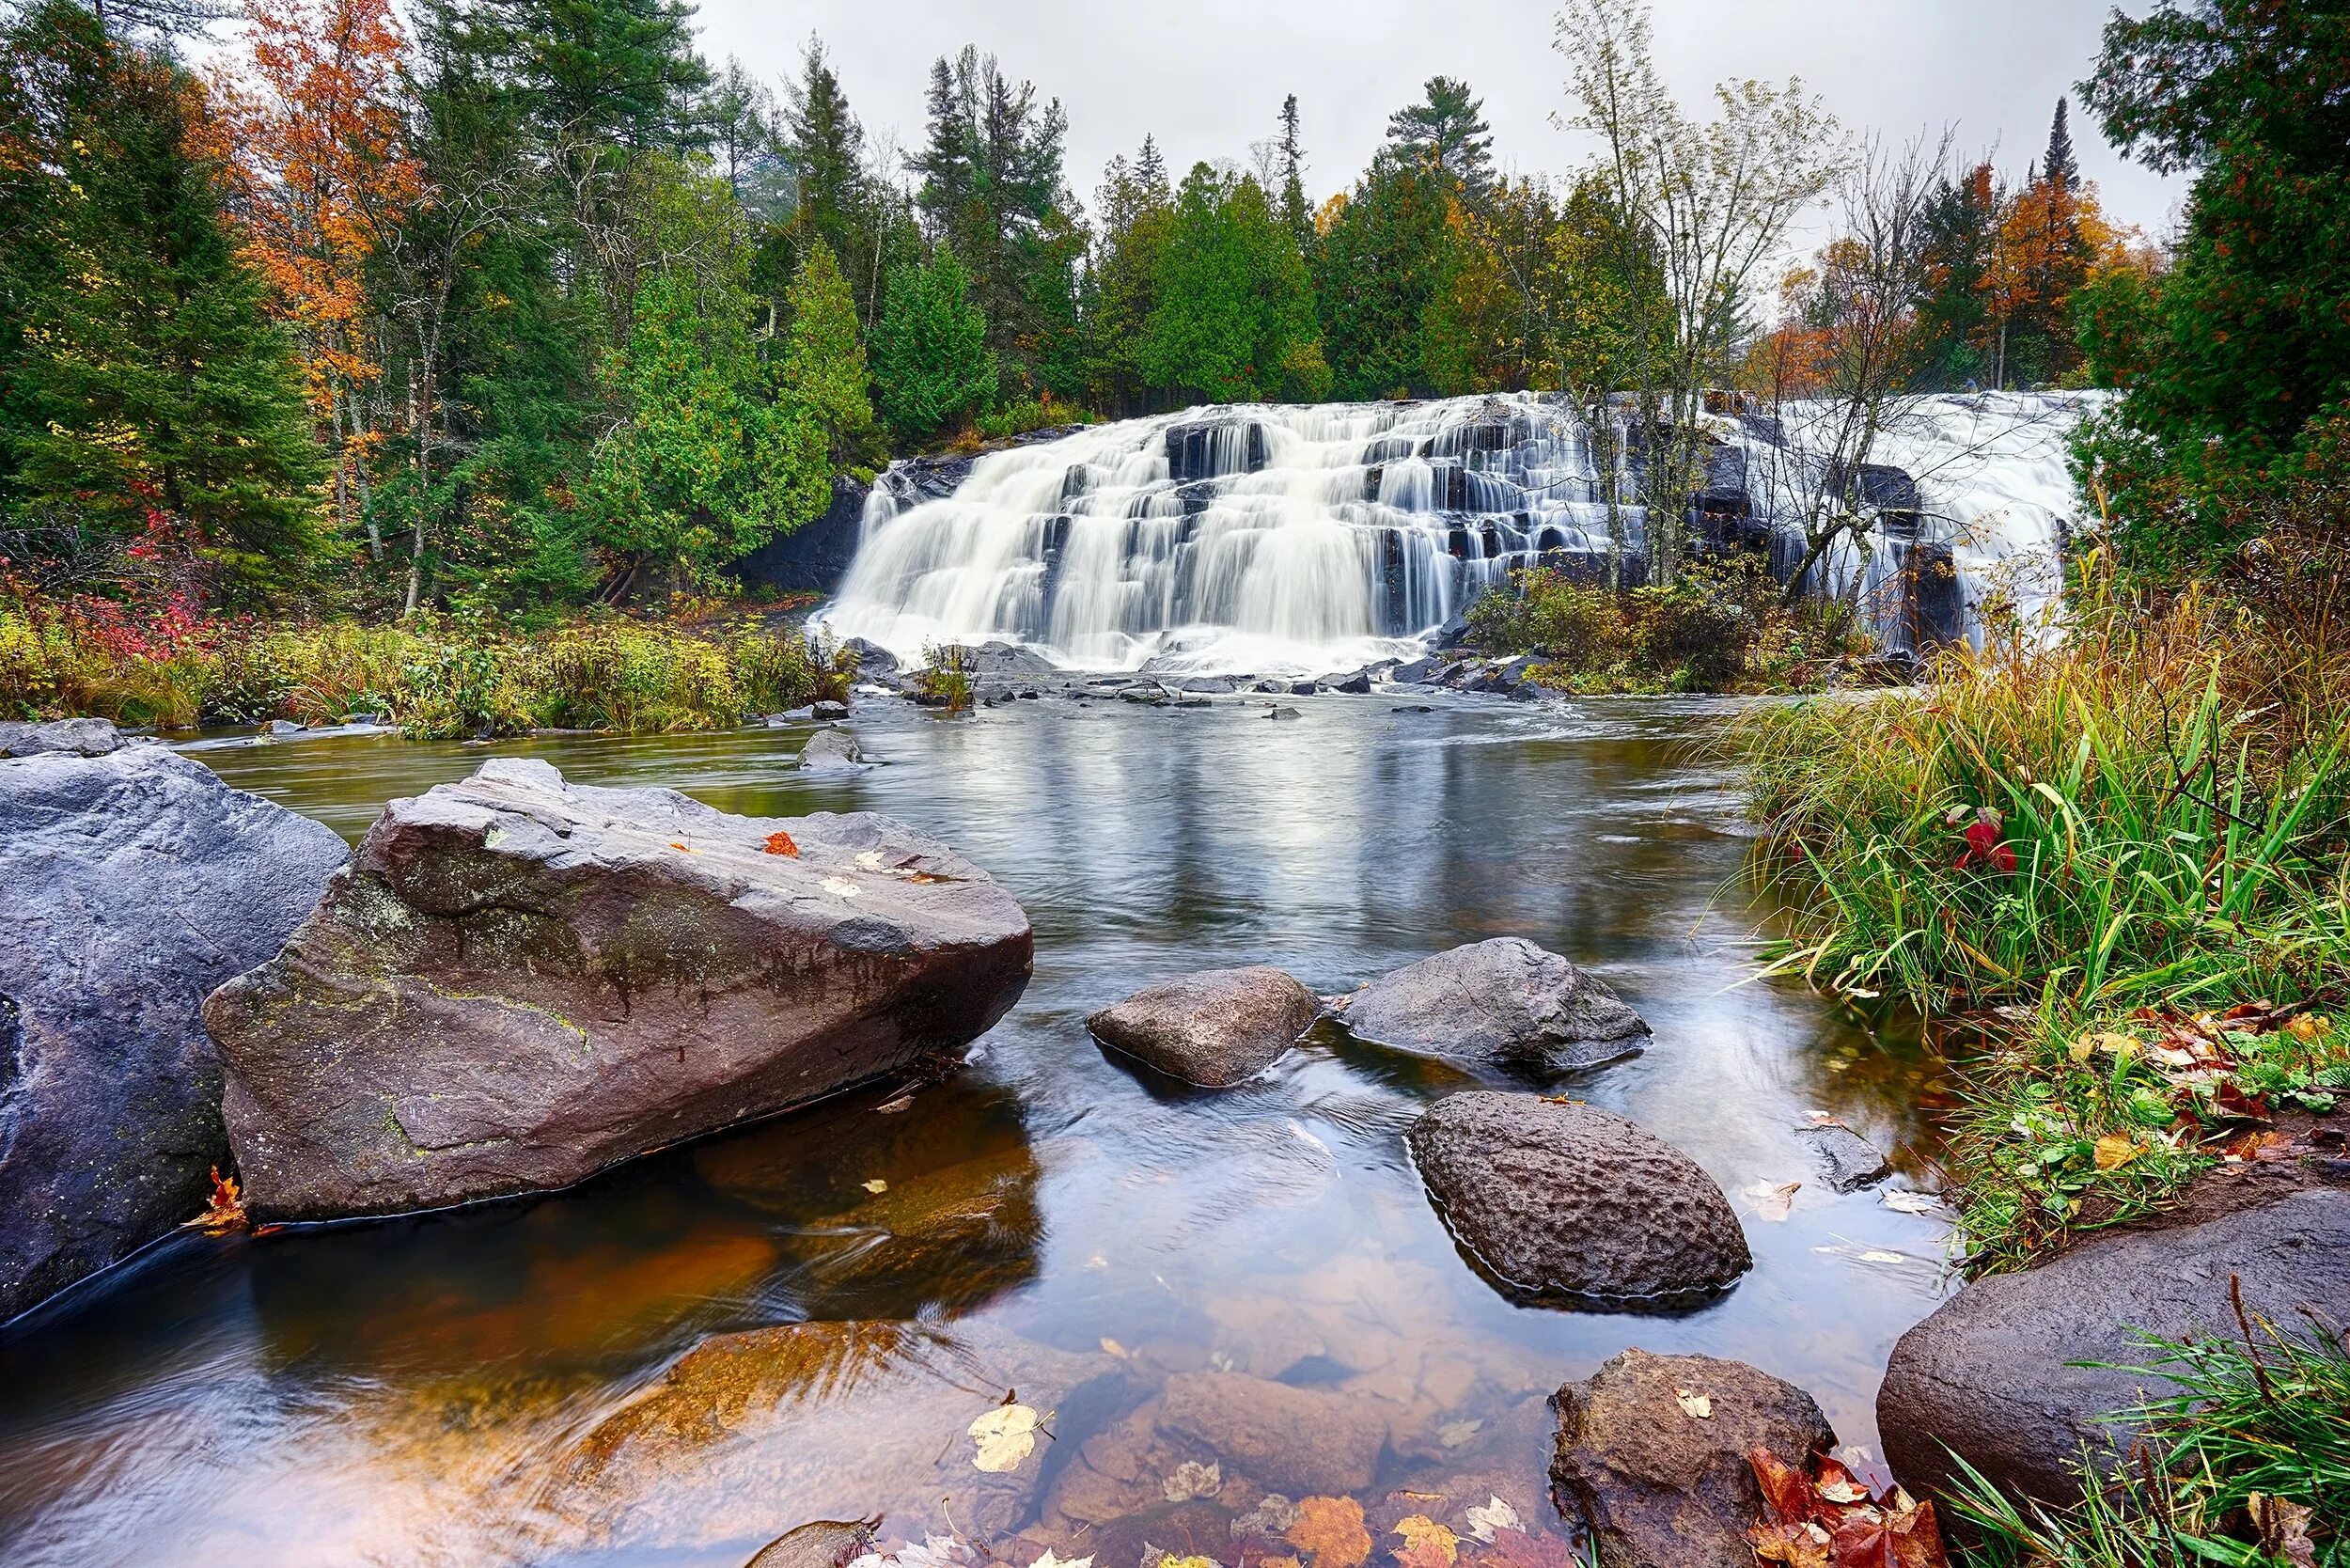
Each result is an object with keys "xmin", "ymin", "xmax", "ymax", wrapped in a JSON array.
[
  {"xmin": 2044, "ymin": 97, "xmax": 2080, "ymax": 193},
  {"xmin": 782, "ymin": 39, "xmax": 864, "ymax": 260},
  {"xmin": 1314, "ymin": 152, "xmax": 1457, "ymax": 400},
  {"xmin": 1135, "ymin": 133, "xmax": 1167, "ymax": 195},
  {"xmin": 871, "ymin": 245, "xmax": 996, "ymax": 443},
  {"xmin": 1386, "ymin": 76, "xmax": 1495, "ymax": 200},
  {"xmin": 1277, "ymin": 94, "xmax": 1311, "ymax": 249},
  {"xmin": 0, "ymin": 0, "xmax": 326, "ymax": 602},
  {"xmin": 778, "ymin": 240, "xmax": 873, "ymax": 465},
  {"xmin": 703, "ymin": 57, "xmax": 790, "ymax": 223}
]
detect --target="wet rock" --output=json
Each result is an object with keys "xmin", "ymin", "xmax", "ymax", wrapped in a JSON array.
[
  {"xmin": 1391, "ymin": 704, "xmax": 1435, "ymax": 714},
  {"xmin": 204, "ymin": 758, "xmax": 1032, "ymax": 1220},
  {"xmin": 1407, "ymin": 1092, "xmax": 1751, "ymax": 1305},
  {"xmin": 1388, "ymin": 656, "xmax": 1438, "ymax": 684},
  {"xmin": 0, "ymin": 746, "xmax": 347, "ymax": 1320},
  {"xmin": 1802, "ymin": 1122, "xmax": 1890, "ymax": 1191},
  {"xmin": 797, "ymin": 727, "xmax": 863, "ymax": 771},
  {"xmin": 1088, "ymin": 966, "xmax": 1322, "ymax": 1088},
  {"xmin": 744, "ymin": 1518, "xmax": 877, "ymax": 1568},
  {"xmin": 266, "ymin": 718, "xmax": 305, "ymax": 736},
  {"xmin": 1323, "ymin": 670, "xmax": 1374, "ymax": 695},
  {"xmin": 1288, "ymin": 681, "xmax": 1319, "ymax": 697},
  {"xmin": 838, "ymin": 638, "xmax": 899, "ymax": 679},
  {"xmin": 1158, "ymin": 1370, "xmax": 1388, "ymax": 1497},
  {"xmin": 770, "ymin": 707, "xmax": 817, "ymax": 724},
  {"xmin": 1552, "ymin": 1349, "xmax": 1837, "ymax": 1568},
  {"xmin": 966, "ymin": 642, "xmax": 1060, "ymax": 682},
  {"xmin": 1267, "ymin": 707, "xmax": 1302, "ymax": 721},
  {"xmin": 1179, "ymin": 676, "xmax": 1238, "ymax": 695},
  {"xmin": 0, "ymin": 717, "xmax": 137, "ymax": 758},
  {"xmin": 1254, "ymin": 681, "xmax": 1288, "ymax": 695},
  {"xmin": 1334, "ymin": 937, "xmax": 1650, "ymax": 1072},
  {"xmin": 812, "ymin": 699, "xmax": 850, "ymax": 720},
  {"xmin": 1119, "ymin": 683, "xmax": 1170, "ymax": 705},
  {"xmin": 1879, "ymin": 1186, "xmax": 2350, "ymax": 1507}
]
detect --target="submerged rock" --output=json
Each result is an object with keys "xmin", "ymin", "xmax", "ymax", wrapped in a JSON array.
[
  {"xmin": 1407, "ymin": 1092, "xmax": 1751, "ymax": 1305},
  {"xmin": 1333, "ymin": 937, "xmax": 1650, "ymax": 1072},
  {"xmin": 1552, "ymin": 1349, "xmax": 1837, "ymax": 1568},
  {"xmin": 1802, "ymin": 1122, "xmax": 1891, "ymax": 1191},
  {"xmin": 1087, "ymin": 966, "xmax": 1322, "ymax": 1087},
  {"xmin": 1267, "ymin": 707, "xmax": 1302, "ymax": 721},
  {"xmin": 0, "ymin": 745, "xmax": 347, "ymax": 1320},
  {"xmin": 1879, "ymin": 1185, "xmax": 2350, "ymax": 1507},
  {"xmin": 796, "ymin": 727, "xmax": 863, "ymax": 770},
  {"xmin": 203, "ymin": 758, "xmax": 1032, "ymax": 1220}
]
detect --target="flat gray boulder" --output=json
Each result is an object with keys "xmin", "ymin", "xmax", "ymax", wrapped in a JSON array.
[
  {"xmin": 1553, "ymin": 1349, "xmax": 1837, "ymax": 1568},
  {"xmin": 1803, "ymin": 1121, "xmax": 1891, "ymax": 1191},
  {"xmin": 1335, "ymin": 937, "xmax": 1649, "ymax": 1072},
  {"xmin": 1087, "ymin": 965, "xmax": 1321, "ymax": 1087},
  {"xmin": 1879, "ymin": 1185, "xmax": 2350, "ymax": 1507},
  {"xmin": 796, "ymin": 727, "xmax": 863, "ymax": 770},
  {"xmin": 204, "ymin": 758, "xmax": 1032, "ymax": 1220},
  {"xmin": 0, "ymin": 716, "xmax": 139, "ymax": 757},
  {"xmin": 1, "ymin": 746, "xmax": 347, "ymax": 1320},
  {"xmin": 1408, "ymin": 1091, "xmax": 1750, "ymax": 1305}
]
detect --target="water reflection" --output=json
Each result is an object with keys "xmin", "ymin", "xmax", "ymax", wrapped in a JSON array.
[{"xmin": 0, "ymin": 694, "xmax": 1957, "ymax": 1566}]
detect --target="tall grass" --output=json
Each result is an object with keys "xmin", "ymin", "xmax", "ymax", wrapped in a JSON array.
[{"xmin": 1737, "ymin": 559, "xmax": 2350, "ymax": 1014}]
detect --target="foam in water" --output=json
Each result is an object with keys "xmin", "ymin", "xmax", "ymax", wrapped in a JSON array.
[{"xmin": 822, "ymin": 392, "xmax": 2094, "ymax": 673}]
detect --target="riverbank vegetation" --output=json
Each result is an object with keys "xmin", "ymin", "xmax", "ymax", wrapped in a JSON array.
[{"xmin": 1735, "ymin": 1, "xmax": 2350, "ymax": 1300}]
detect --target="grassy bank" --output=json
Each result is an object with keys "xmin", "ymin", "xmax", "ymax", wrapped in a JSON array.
[
  {"xmin": 1733, "ymin": 556, "xmax": 2350, "ymax": 1268},
  {"xmin": 1465, "ymin": 557, "xmax": 1883, "ymax": 694},
  {"xmin": 0, "ymin": 596, "xmax": 851, "ymax": 739}
]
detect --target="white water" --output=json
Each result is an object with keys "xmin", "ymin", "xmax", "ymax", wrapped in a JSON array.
[{"xmin": 822, "ymin": 391, "xmax": 2095, "ymax": 674}]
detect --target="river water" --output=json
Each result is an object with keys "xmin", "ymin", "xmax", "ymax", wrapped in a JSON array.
[{"xmin": 0, "ymin": 692, "xmax": 1954, "ymax": 1567}]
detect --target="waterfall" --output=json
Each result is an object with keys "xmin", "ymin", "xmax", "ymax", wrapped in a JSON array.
[{"xmin": 822, "ymin": 391, "xmax": 2095, "ymax": 674}]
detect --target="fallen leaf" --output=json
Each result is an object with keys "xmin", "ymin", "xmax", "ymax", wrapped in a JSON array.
[
  {"xmin": 1750, "ymin": 1448, "xmax": 1814, "ymax": 1526},
  {"xmin": 1879, "ymin": 1190, "xmax": 1940, "ymax": 1215},
  {"xmin": 874, "ymin": 1094, "xmax": 916, "ymax": 1114},
  {"xmin": 862, "ymin": 1178, "xmax": 888, "ymax": 1194},
  {"xmin": 1288, "ymin": 1496, "xmax": 1371, "ymax": 1568},
  {"xmin": 1674, "ymin": 1387, "xmax": 1714, "ymax": 1419},
  {"xmin": 1164, "ymin": 1459, "xmax": 1223, "ymax": 1502},
  {"xmin": 1100, "ymin": 1337, "xmax": 1129, "ymax": 1358},
  {"xmin": 668, "ymin": 841, "xmax": 697, "ymax": 854},
  {"xmin": 2092, "ymin": 1135, "xmax": 2141, "ymax": 1171},
  {"xmin": 1030, "ymin": 1554, "xmax": 1094, "ymax": 1568},
  {"xmin": 762, "ymin": 831, "xmax": 800, "ymax": 856},
  {"xmin": 2250, "ymin": 1493, "xmax": 2317, "ymax": 1568},
  {"xmin": 1461, "ymin": 1497, "xmax": 1520, "ymax": 1543},
  {"xmin": 1856, "ymin": 1250, "xmax": 1907, "ymax": 1265},
  {"xmin": 967, "ymin": 1403, "xmax": 1039, "ymax": 1472},
  {"xmin": 822, "ymin": 875, "xmax": 860, "ymax": 898},
  {"xmin": 2284, "ymin": 1014, "xmax": 2329, "ymax": 1044},
  {"xmin": 1390, "ymin": 1516, "xmax": 1458, "ymax": 1568},
  {"xmin": 1813, "ymin": 1455, "xmax": 1870, "ymax": 1505},
  {"xmin": 1233, "ymin": 1497, "xmax": 1307, "ymax": 1538},
  {"xmin": 1743, "ymin": 1179, "xmax": 1802, "ymax": 1221},
  {"xmin": 1746, "ymin": 1521, "xmax": 1832, "ymax": 1568},
  {"xmin": 1156, "ymin": 1557, "xmax": 1219, "ymax": 1568},
  {"xmin": 190, "ymin": 1166, "xmax": 246, "ymax": 1234},
  {"xmin": 1437, "ymin": 1419, "xmax": 1482, "ymax": 1448}
]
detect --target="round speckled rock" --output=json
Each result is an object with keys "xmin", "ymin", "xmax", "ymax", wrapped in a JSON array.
[{"xmin": 1407, "ymin": 1091, "xmax": 1750, "ymax": 1306}]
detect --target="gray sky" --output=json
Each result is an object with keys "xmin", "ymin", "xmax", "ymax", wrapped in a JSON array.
[{"xmin": 696, "ymin": 0, "xmax": 2181, "ymax": 244}]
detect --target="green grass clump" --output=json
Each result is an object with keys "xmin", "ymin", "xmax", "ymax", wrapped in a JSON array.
[{"xmin": 1950, "ymin": 1311, "xmax": 2350, "ymax": 1567}]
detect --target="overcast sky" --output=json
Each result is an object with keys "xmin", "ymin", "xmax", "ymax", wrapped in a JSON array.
[{"xmin": 695, "ymin": 0, "xmax": 2182, "ymax": 243}]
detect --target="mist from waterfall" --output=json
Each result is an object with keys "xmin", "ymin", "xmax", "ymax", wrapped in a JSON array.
[{"xmin": 822, "ymin": 391, "xmax": 2095, "ymax": 674}]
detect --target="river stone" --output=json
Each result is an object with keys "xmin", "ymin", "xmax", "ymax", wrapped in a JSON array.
[
  {"xmin": 1335, "ymin": 937, "xmax": 1650, "ymax": 1072},
  {"xmin": 1802, "ymin": 1122, "xmax": 1891, "ymax": 1191},
  {"xmin": 1087, "ymin": 966, "xmax": 1321, "ymax": 1087},
  {"xmin": 1879, "ymin": 1185, "xmax": 2350, "ymax": 1507},
  {"xmin": 203, "ymin": 758, "xmax": 1033, "ymax": 1220},
  {"xmin": 743, "ymin": 1519, "xmax": 876, "ymax": 1568},
  {"xmin": 1552, "ymin": 1349, "xmax": 1838, "ymax": 1568},
  {"xmin": 1407, "ymin": 1092, "xmax": 1751, "ymax": 1304},
  {"xmin": 1155, "ymin": 1370, "xmax": 1387, "ymax": 1497},
  {"xmin": 0, "ymin": 745, "xmax": 347, "ymax": 1320},
  {"xmin": 0, "ymin": 716, "xmax": 139, "ymax": 758},
  {"xmin": 796, "ymin": 727, "xmax": 862, "ymax": 770}
]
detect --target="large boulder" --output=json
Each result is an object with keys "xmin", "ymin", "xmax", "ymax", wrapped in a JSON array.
[
  {"xmin": 203, "ymin": 758, "xmax": 1033, "ymax": 1220},
  {"xmin": 1552, "ymin": 1349, "xmax": 1838, "ymax": 1568},
  {"xmin": 1086, "ymin": 965, "xmax": 1322, "ymax": 1087},
  {"xmin": 1407, "ymin": 1092, "xmax": 1751, "ymax": 1305},
  {"xmin": 0, "ymin": 716, "xmax": 140, "ymax": 757},
  {"xmin": 796, "ymin": 727, "xmax": 863, "ymax": 771},
  {"xmin": 1334, "ymin": 938, "xmax": 1650, "ymax": 1073},
  {"xmin": 0, "ymin": 745, "xmax": 347, "ymax": 1320},
  {"xmin": 1879, "ymin": 1185, "xmax": 2350, "ymax": 1507}
]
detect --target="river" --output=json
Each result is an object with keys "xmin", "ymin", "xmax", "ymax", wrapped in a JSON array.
[{"xmin": 0, "ymin": 691, "xmax": 1954, "ymax": 1567}]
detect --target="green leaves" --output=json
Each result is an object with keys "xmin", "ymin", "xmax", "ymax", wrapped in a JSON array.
[{"xmin": 871, "ymin": 246, "xmax": 997, "ymax": 445}]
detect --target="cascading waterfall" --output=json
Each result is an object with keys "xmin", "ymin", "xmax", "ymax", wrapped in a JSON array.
[{"xmin": 822, "ymin": 390, "xmax": 2095, "ymax": 674}]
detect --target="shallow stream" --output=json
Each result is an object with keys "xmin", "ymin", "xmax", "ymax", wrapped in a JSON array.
[{"xmin": 0, "ymin": 693, "xmax": 1954, "ymax": 1567}]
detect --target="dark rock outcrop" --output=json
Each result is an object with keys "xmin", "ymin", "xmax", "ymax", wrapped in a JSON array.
[
  {"xmin": 1408, "ymin": 1092, "xmax": 1751, "ymax": 1305},
  {"xmin": 1879, "ymin": 1185, "xmax": 2350, "ymax": 1507},
  {"xmin": 1334, "ymin": 937, "xmax": 1650, "ymax": 1072},
  {"xmin": 1552, "ymin": 1349, "xmax": 1837, "ymax": 1568},
  {"xmin": 729, "ymin": 477, "xmax": 871, "ymax": 596},
  {"xmin": 204, "ymin": 759, "xmax": 1032, "ymax": 1220},
  {"xmin": 1087, "ymin": 965, "xmax": 1322, "ymax": 1087},
  {"xmin": 0, "ymin": 745, "xmax": 347, "ymax": 1320}
]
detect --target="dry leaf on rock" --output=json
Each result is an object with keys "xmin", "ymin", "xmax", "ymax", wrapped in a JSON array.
[
  {"xmin": 1744, "ymin": 1179, "xmax": 1802, "ymax": 1221},
  {"xmin": 1674, "ymin": 1387, "xmax": 1714, "ymax": 1419},
  {"xmin": 1234, "ymin": 1497, "xmax": 1308, "ymax": 1539},
  {"xmin": 967, "ymin": 1403, "xmax": 1040, "ymax": 1472},
  {"xmin": 1390, "ymin": 1517, "xmax": 1458, "ymax": 1568},
  {"xmin": 1288, "ymin": 1496, "xmax": 1372, "ymax": 1568},
  {"xmin": 762, "ymin": 831, "xmax": 799, "ymax": 856},
  {"xmin": 1747, "ymin": 1521, "xmax": 1833, "ymax": 1568},
  {"xmin": 862, "ymin": 1178, "xmax": 888, "ymax": 1193},
  {"xmin": 1461, "ymin": 1497, "xmax": 1520, "ymax": 1544}
]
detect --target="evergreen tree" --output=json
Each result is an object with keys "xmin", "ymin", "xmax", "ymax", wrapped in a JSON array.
[
  {"xmin": 1143, "ymin": 165, "xmax": 1326, "ymax": 403},
  {"xmin": 782, "ymin": 39, "xmax": 863, "ymax": 265},
  {"xmin": 0, "ymin": 0, "xmax": 325, "ymax": 602},
  {"xmin": 703, "ymin": 58, "xmax": 790, "ymax": 223},
  {"xmin": 871, "ymin": 244, "xmax": 996, "ymax": 442},
  {"xmin": 1917, "ymin": 162, "xmax": 1999, "ymax": 389},
  {"xmin": 1086, "ymin": 142, "xmax": 1176, "ymax": 414},
  {"xmin": 1277, "ymin": 94, "xmax": 1311, "ymax": 248},
  {"xmin": 1386, "ymin": 76, "xmax": 1495, "ymax": 200},
  {"xmin": 1314, "ymin": 153, "xmax": 1457, "ymax": 399},
  {"xmin": 778, "ymin": 240, "xmax": 874, "ymax": 465},
  {"xmin": 2044, "ymin": 96, "xmax": 2081, "ymax": 192}
]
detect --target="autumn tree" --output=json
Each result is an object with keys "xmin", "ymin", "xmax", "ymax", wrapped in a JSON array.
[{"xmin": 212, "ymin": 0, "xmax": 421, "ymax": 564}]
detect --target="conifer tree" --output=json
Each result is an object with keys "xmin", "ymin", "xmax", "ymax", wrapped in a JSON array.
[
  {"xmin": 1277, "ymin": 94, "xmax": 1311, "ymax": 247},
  {"xmin": 779, "ymin": 240, "xmax": 874, "ymax": 465},
  {"xmin": 871, "ymin": 245, "xmax": 996, "ymax": 443},
  {"xmin": 1386, "ymin": 76, "xmax": 1495, "ymax": 199},
  {"xmin": 2043, "ymin": 96, "xmax": 2080, "ymax": 192}
]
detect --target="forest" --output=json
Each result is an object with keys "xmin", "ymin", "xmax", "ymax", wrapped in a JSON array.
[{"xmin": 0, "ymin": 0, "xmax": 2151, "ymax": 621}]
